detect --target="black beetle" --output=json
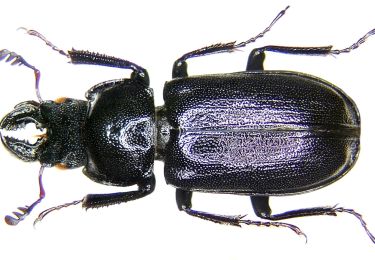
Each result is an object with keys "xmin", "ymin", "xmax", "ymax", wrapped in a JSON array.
[{"xmin": 0, "ymin": 6, "xmax": 374, "ymax": 243}]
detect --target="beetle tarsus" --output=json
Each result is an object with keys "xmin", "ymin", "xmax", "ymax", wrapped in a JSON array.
[
  {"xmin": 333, "ymin": 206, "xmax": 375, "ymax": 244},
  {"xmin": 183, "ymin": 208, "xmax": 307, "ymax": 242},
  {"xmin": 233, "ymin": 5, "xmax": 289, "ymax": 49},
  {"xmin": 18, "ymin": 27, "xmax": 69, "ymax": 58},
  {"xmin": 330, "ymin": 28, "xmax": 375, "ymax": 55},
  {"xmin": 239, "ymin": 219, "xmax": 308, "ymax": 243},
  {"xmin": 33, "ymin": 199, "xmax": 83, "ymax": 226}
]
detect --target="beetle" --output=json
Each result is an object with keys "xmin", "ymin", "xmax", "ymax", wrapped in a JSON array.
[{"xmin": 0, "ymin": 6, "xmax": 374, "ymax": 242}]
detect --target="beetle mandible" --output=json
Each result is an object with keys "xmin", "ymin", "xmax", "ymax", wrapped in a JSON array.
[{"xmin": 0, "ymin": 6, "xmax": 374, "ymax": 243}]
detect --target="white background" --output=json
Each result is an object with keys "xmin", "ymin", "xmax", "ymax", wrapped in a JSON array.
[{"xmin": 0, "ymin": 0, "xmax": 374, "ymax": 259}]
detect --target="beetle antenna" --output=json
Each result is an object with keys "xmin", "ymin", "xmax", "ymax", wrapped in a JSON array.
[
  {"xmin": 33, "ymin": 199, "xmax": 83, "ymax": 226},
  {"xmin": 4, "ymin": 166, "xmax": 46, "ymax": 225},
  {"xmin": 330, "ymin": 28, "xmax": 375, "ymax": 55},
  {"xmin": 0, "ymin": 49, "xmax": 43, "ymax": 102}
]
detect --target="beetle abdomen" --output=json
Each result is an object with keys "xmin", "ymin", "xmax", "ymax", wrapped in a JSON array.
[{"xmin": 163, "ymin": 71, "xmax": 360, "ymax": 194}]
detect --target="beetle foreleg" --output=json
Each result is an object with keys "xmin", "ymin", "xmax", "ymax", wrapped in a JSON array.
[
  {"xmin": 82, "ymin": 175, "xmax": 155, "ymax": 209},
  {"xmin": 18, "ymin": 28, "xmax": 149, "ymax": 86},
  {"xmin": 33, "ymin": 199, "xmax": 83, "ymax": 226},
  {"xmin": 67, "ymin": 50, "xmax": 149, "ymax": 86},
  {"xmin": 33, "ymin": 176, "xmax": 156, "ymax": 224},
  {"xmin": 18, "ymin": 27, "xmax": 69, "ymax": 57}
]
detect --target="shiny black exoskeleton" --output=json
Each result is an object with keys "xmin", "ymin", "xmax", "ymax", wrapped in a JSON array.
[{"xmin": 1, "ymin": 7, "xmax": 375, "ymax": 243}]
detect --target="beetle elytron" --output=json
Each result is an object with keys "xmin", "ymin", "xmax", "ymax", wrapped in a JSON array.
[{"xmin": 1, "ymin": 6, "xmax": 374, "ymax": 243}]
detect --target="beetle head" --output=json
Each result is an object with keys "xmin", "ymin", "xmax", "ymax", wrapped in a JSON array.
[{"xmin": 0, "ymin": 101, "xmax": 46, "ymax": 161}]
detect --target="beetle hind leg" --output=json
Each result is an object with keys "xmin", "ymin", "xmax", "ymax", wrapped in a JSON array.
[
  {"xmin": 246, "ymin": 28, "xmax": 375, "ymax": 71},
  {"xmin": 176, "ymin": 189, "xmax": 307, "ymax": 240},
  {"xmin": 251, "ymin": 195, "xmax": 375, "ymax": 243}
]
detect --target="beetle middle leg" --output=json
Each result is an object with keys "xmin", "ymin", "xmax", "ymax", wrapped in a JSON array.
[
  {"xmin": 251, "ymin": 195, "xmax": 375, "ymax": 243},
  {"xmin": 172, "ymin": 6, "xmax": 289, "ymax": 78},
  {"xmin": 176, "ymin": 189, "xmax": 307, "ymax": 240}
]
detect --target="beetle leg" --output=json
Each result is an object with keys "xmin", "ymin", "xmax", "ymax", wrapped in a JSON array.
[
  {"xmin": 0, "ymin": 49, "xmax": 42, "ymax": 102},
  {"xmin": 67, "ymin": 50, "xmax": 149, "ymax": 86},
  {"xmin": 330, "ymin": 28, "xmax": 375, "ymax": 55},
  {"xmin": 82, "ymin": 175, "xmax": 155, "ymax": 209},
  {"xmin": 246, "ymin": 28, "xmax": 375, "ymax": 70},
  {"xmin": 18, "ymin": 27, "xmax": 69, "ymax": 57},
  {"xmin": 176, "ymin": 189, "xmax": 307, "ymax": 240},
  {"xmin": 33, "ymin": 199, "xmax": 83, "ymax": 226},
  {"xmin": 19, "ymin": 28, "xmax": 149, "ymax": 86},
  {"xmin": 32, "ymin": 175, "xmax": 155, "ymax": 224},
  {"xmin": 246, "ymin": 46, "xmax": 333, "ymax": 70},
  {"xmin": 172, "ymin": 6, "xmax": 289, "ymax": 78},
  {"xmin": 176, "ymin": 189, "xmax": 246, "ymax": 227},
  {"xmin": 251, "ymin": 195, "xmax": 375, "ymax": 244},
  {"xmin": 251, "ymin": 196, "xmax": 339, "ymax": 220}
]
